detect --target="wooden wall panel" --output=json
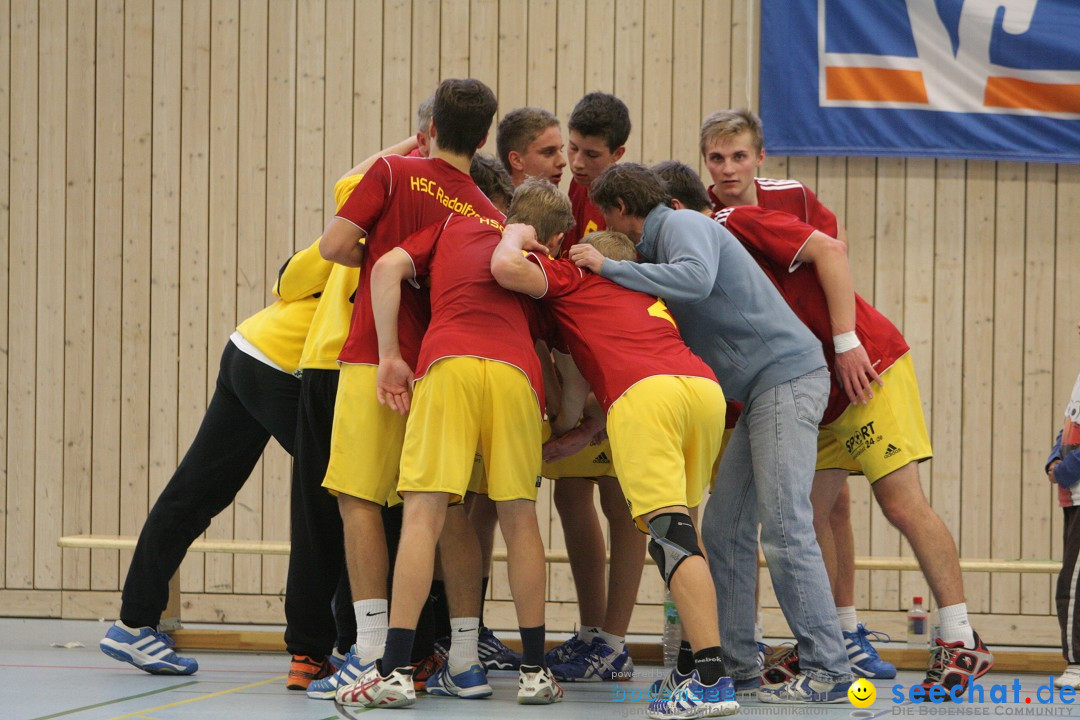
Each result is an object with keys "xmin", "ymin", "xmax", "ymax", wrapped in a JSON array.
[
  {"xmin": 263, "ymin": 0, "xmax": 296, "ymax": 594},
  {"xmin": 148, "ymin": 0, "xmax": 182, "ymax": 596},
  {"xmin": 1021, "ymin": 163, "xmax": 1058, "ymax": 615},
  {"xmin": 7, "ymin": 0, "xmax": 38, "ymax": 590},
  {"xmin": 177, "ymin": 0, "xmax": 211, "ymax": 593},
  {"xmin": 1, "ymin": 0, "xmax": 1077, "ymax": 643},
  {"xmin": 118, "ymin": 0, "xmax": 154, "ymax": 586},
  {"xmin": 0, "ymin": 0, "xmax": 10, "ymax": 588},
  {"xmin": 35, "ymin": 0, "xmax": 65, "ymax": 590},
  {"xmin": 62, "ymin": 0, "xmax": 95, "ymax": 590},
  {"xmin": 235, "ymin": 0, "xmax": 271, "ymax": 597},
  {"xmin": 90, "ymin": 0, "xmax": 125, "ymax": 591},
  {"xmin": 991, "ymin": 162, "xmax": 1027, "ymax": 615},
  {"xmin": 205, "ymin": 0, "xmax": 242, "ymax": 595},
  {"xmin": 961, "ymin": 161, "xmax": 996, "ymax": 613}
]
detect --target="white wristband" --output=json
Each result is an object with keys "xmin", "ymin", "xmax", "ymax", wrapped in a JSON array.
[{"xmin": 833, "ymin": 331, "xmax": 861, "ymax": 354}]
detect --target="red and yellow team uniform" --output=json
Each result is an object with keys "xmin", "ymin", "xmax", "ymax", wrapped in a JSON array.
[
  {"xmin": 543, "ymin": 178, "xmax": 616, "ymax": 477},
  {"xmin": 714, "ymin": 205, "xmax": 931, "ymax": 482},
  {"xmin": 560, "ymin": 178, "xmax": 606, "ymax": 256},
  {"xmin": 527, "ymin": 254, "xmax": 724, "ymax": 529},
  {"xmin": 322, "ymin": 156, "xmax": 503, "ymax": 502},
  {"xmin": 394, "ymin": 215, "xmax": 545, "ymax": 502}
]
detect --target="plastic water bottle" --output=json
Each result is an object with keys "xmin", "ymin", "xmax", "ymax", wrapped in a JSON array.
[
  {"xmin": 907, "ymin": 595, "xmax": 929, "ymax": 648},
  {"xmin": 663, "ymin": 589, "xmax": 682, "ymax": 667}
]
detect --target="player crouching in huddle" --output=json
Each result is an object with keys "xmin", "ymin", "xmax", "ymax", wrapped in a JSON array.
[
  {"xmin": 336, "ymin": 180, "xmax": 569, "ymax": 709},
  {"xmin": 491, "ymin": 184, "xmax": 739, "ymax": 719}
]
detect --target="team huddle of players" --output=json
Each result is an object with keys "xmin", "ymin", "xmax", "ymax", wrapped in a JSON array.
[{"xmin": 100, "ymin": 78, "xmax": 995, "ymax": 719}]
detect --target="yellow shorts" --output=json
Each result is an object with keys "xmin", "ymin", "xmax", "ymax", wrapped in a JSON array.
[
  {"xmin": 541, "ymin": 421, "xmax": 616, "ymax": 479},
  {"xmin": 398, "ymin": 357, "xmax": 542, "ymax": 502},
  {"xmin": 322, "ymin": 363, "xmax": 406, "ymax": 504},
  {"xmin": 466, "ymin": 450, "xmax": 487, "ymax": 496},
  {"xmin": 816, "ymin": 353, "xmax": 933, "ymax": 483},
  {"xmin": 607, "ymin": 375, "xmax": 726, "ymax": 531}
]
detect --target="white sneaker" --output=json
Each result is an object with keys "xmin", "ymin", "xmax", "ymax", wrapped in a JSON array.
[
  {"xmin": 336, "ymin": 664, "xmax": 415, "ymax": 708},
  {"xmin": 1055, "ymin": 665, "xmax": 1080, "ymax": 689},
  {"xmin": 518, "ymin": 665, "xmax": 564, "ymax": 704}
]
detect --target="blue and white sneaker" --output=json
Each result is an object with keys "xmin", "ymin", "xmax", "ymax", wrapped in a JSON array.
[
  {"xmin": 544, "ymin": 633, "xmax": 589, "ymax": 666},
  {"xmin": 758, "ymin": 673, "xmax": 852, "ymax": 704},
  {"xmin": 845, "ymin": 624, "xmax": 897, "ymax": 679},
  {"xmin": 649, "ymin": 667, "xmax": 692, "ymax": 699},
  {"xmin": 425, "ymin": 662, "xmax": 494, "ymax": 698},
  {"xmin": 99, "ymin": 621, "xmax": 198, "ymax": 675},
  {"xmin": 551, "ymin": 638, "xmax": 633, "ymax": 682},
  {"xmin": 478, "ymin": 626, "xmax": 521, "ymax": 671},
  {"xmin": 647, "ymin": 670, "xmax": 739, "ymax": 719},
  {"xmin": 307, "ymin": 647, "xmax": 372, "ymax": 699},
  {"xmin": 733, "ymin": 675, "xmax": 761, "ymax": 701}
]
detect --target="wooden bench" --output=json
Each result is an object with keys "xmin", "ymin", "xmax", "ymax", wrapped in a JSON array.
[{"xmin": 58, "ymin": 534, "xmax": 1066, "ymax": 669}]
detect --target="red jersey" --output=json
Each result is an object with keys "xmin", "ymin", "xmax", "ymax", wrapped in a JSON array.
[
  {"xmin": 561, "ymin": 178, "xmax": 606, "ymax": 256},
  {"xmin": 709, "ymin": 177, "xmax": 839, "ymax": 237},
  {"xmin": 527, "ymin": 254, "xmax": 716, "ymax": 412},
  {"xmin": 397, "ymin": 215, "xmax": 544, "ymax": 412},
  {"xmin": 713, "ymin": 205, "xmax": 909, "ymax": 424},
  {"xmin": 335, "ymin": 155, "xmax": 503, "ymax": 365}
]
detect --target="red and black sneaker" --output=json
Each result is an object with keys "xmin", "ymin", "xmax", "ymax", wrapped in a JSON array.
[
  {"xmin": 411, "ymin": 652, "xmax": 446, "ymax": 692},
  {"xmin": 760, "ymin": 642, "xmax": 800, "ymax": 685},
  {"xmin": 919, "ymin": 631, "xmax": 994, "ymax": 700},
  {"xmin": 286, "ymin": 654, "xmax": 333, "ymax": 690}
]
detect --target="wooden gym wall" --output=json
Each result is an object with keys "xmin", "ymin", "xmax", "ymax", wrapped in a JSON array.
[{"xmin": 1, "ymin": 0, "xmax": 1078, "ymax": 645}]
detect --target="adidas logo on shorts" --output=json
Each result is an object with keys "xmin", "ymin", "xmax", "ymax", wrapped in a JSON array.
[
  {"xmin": 884, "ymin": 443, "xmax": 901, "ymax": 458},
  {"xmin": 593, "ymin": 452, "xmax": 611, "ymax": 464}
]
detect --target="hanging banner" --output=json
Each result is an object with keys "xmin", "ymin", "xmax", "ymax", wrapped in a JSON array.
[{"xmin": 760, "ymin": 0, "xmax": 1080, "ymax": 163}]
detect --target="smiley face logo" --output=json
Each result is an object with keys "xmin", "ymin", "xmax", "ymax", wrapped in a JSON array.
[{"xmin": 848, "ymin": 678, "xmax": 876, "ymax": 708}]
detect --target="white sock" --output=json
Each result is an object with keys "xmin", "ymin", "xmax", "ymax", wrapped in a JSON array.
[
  {"xmin": 579, "ymin": 625, "xmax": 601, "ymax": 644},
  {"xmin": 116, "ymin": 619, "xmax": 147, "ymax": 633},
  {"xmin": 449, "ymin": 617, "xmax": 481, "ymax": 673},
  {"xmin": 937, "ymin": 602, "xmax": 975, "ymax": 647},
  {"xmin": 597, "ymin": 629, "xmax": 625, "ymax": 654},
  {"xmin": 354, "ymin": 599, "xmax": 388, "ymax": 665},
  {"xmin": 836, "ymin": 605, "xmax": 859, "ymax": 633}
]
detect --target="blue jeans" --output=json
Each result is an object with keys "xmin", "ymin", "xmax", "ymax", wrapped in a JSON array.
[{"xmin": 702, "ymin": 367, "xmax": 851, "ymax": 684}]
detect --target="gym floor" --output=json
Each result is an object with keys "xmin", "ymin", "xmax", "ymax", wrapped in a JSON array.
[{"xmin": 4, "ymin": 618, "xmax": 1076, "ymax": 719}]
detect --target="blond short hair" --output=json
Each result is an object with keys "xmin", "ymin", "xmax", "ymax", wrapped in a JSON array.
[
  {"xmin": 699, "ymin": 108, "xmax": 764, "ymax": 155},
  {"xmin": 582, "ymin": 230, "xmax": 637, "ymax": 261},
  {"xmin": 506, "ymin": 178, "xmax": 575, "ymax": 246}
]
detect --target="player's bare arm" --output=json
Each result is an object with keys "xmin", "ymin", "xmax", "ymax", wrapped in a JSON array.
[
  {"xmin": 370, "ymin": 248, "xmax": 416, "ymax": 414},
  {"xmin": 795, "ymin": 230, "xmax": 882, "ymax": 405},
  {"xmin": 490, "ymin": 223, "xmax": 549, "ymax": 297},
  {"xmin": 319, "ymin": 216, "xmax": 367, "ymax": 267},
  {"xmin": 339, "ymin": 136, "xmax": 418, "ymax": 183}
]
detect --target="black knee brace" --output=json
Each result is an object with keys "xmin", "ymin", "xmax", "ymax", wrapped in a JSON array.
[{"xmin": 647, "ymin": 512, "xmax": 704, "ymax": 586}]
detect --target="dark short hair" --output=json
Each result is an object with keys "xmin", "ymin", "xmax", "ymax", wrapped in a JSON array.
[
  {"xmin": 506, "ymin": 178, "xmax": 575, "ymax": 246},
  {"xmin": 652, "ymin": 161, "xmax": 711, "ymax": 212},
  {"xmin": 432, "ymin": 78, "xmax": 498, "ymax": 156},
  {"xmin": 589, "ymin": 163, "xmax": 672, "ymax": 218},
  {"xmin": 470, "ymin": 153, "xmax": 514, "ymax": 209},
  {"xmin": 568, "ymin": 92, "xmax": 631, "ymax": 152},
  {"xmin": 496, "ymin": 107, "xmax": 560, "ymax": 175}
]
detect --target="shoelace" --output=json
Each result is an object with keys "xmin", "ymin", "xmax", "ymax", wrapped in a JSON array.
[
  {"xmin": 765, "ymin": 643, "xmax": 798, "ymax": 666},
  {"xmin": 154, "ymin": 631, "xmax": 177, "ymax": 650},
  {"xmin": 854, "ymin": 626, "xmax": 891, "ymax": 653},
  {"xmin": 923, "ymin": 643, "xmax": 955, "ymax": 684}
]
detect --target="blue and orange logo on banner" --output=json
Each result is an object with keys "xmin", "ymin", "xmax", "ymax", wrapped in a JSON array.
[{"xmin": 761, "ymin": 0, "xmax": 1080, "ymax": 163}]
